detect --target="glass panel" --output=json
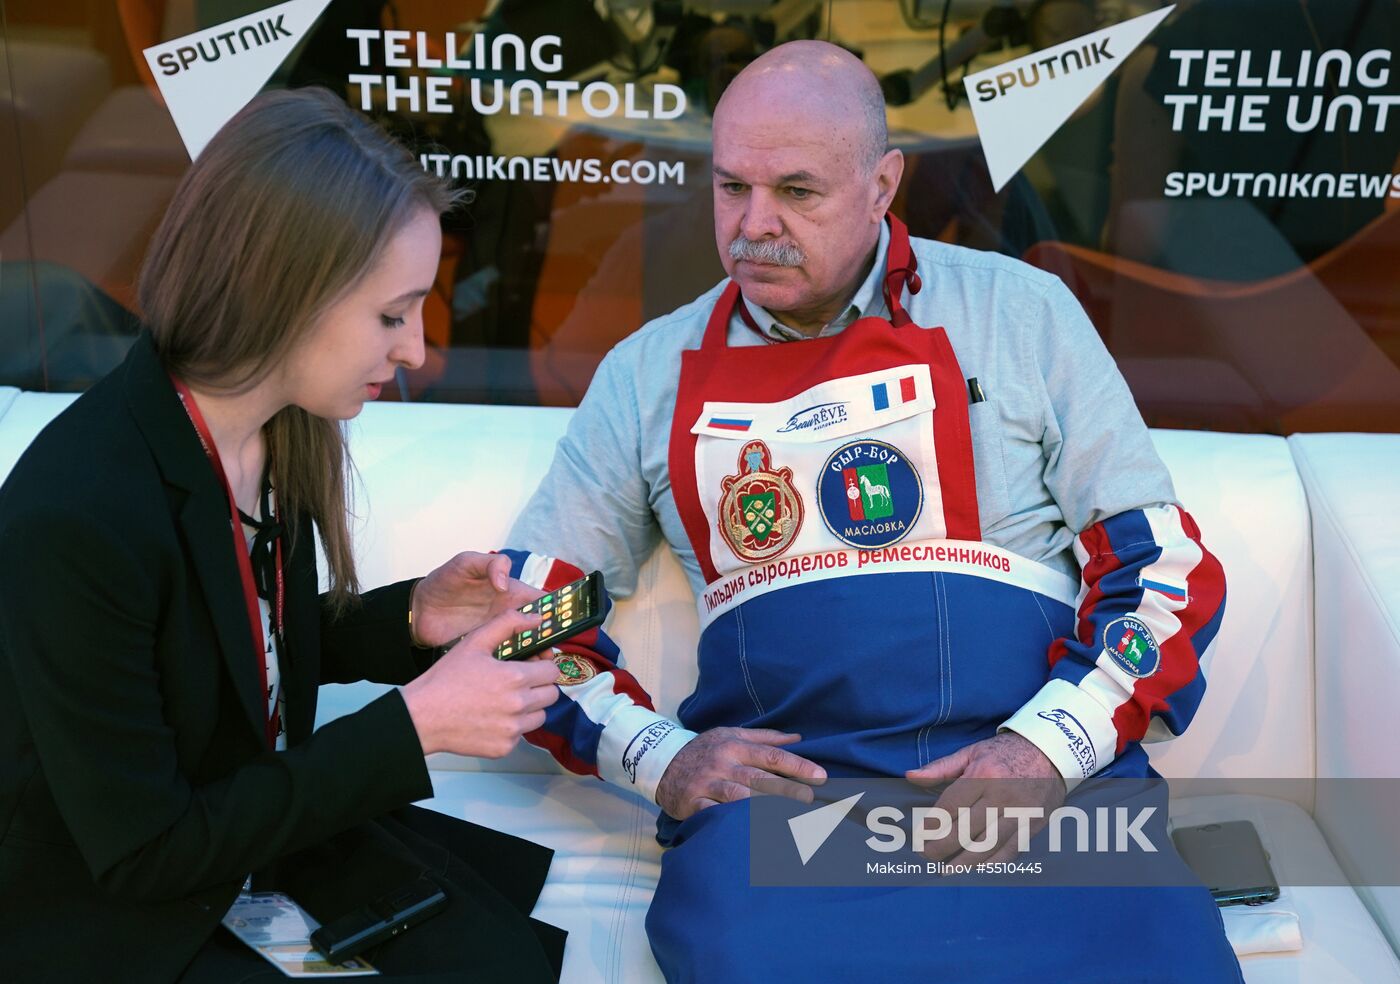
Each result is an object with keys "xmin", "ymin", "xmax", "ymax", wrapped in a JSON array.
[
  {"xmin": 844, "ymin": 0, "xmax": 1400, "ymax": 433},
  {"xmin": 376, "ymin": 0, "xmax": 745, "ymax": 405},
  {"xmin": 3, "ymin": 0, "xmax": 1396, "ymax": 433},
  {"xmin": 0, "ymin": 0, "xmax": 43, "ymax": 389},
  {"xmin": 979, "ymin": 0, "xmax": 1400, "ymax": 433},
  {"xmin": 0, "ymin": 0, "xmax": 152, "ymax": 391}
]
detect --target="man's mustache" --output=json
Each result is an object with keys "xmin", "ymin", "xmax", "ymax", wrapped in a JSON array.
[{"xmin": 728, "ymin": 237, "xmax": 807, "ymax": 267}]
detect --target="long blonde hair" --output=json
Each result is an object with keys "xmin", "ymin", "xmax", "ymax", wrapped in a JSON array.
[{"xmin": 138, "ymin": 87, "xmax": 465, "ymax": 611}]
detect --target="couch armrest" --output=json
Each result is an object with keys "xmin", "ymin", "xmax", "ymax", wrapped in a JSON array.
[{"xmin": 1290, "ymin": 433, "xmax": 1400, "ymax": 955}]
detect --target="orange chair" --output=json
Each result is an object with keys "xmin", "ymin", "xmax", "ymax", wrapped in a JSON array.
[
  {"xmin": 115, "ymin": 0, "xmax": 167, "ymax": 98},
  {"xmin": 1024, "ymin": 234, "xmax": 1400, "ymax": 434},
  {"xmin": 526, "ymin": 131, "xmax": 647, "ymax": 406}
]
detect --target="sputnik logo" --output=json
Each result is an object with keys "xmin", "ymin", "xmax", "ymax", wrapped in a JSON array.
[
  {"xmin": 963, "ymin": 6, "xmax": 1175, "ymax": 191},
  {"xmin": 144, "ymin": 0, "xmax": 333, "ymax": 160},
  {"xmin": 788, "ymin": 792, "xmax": 865, "ymax": 865}
]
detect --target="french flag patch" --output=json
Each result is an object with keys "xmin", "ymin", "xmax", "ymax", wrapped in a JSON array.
[
  {"xmin": 707, "ymin": 416, "xmax": 752, "ymax": 432},
  {"xmin": 871, "ymin": 376, "xmax": 917, "ymax": 411},
  {"xmin": 1138, "ymin": 576, "xmax": 1188, "ymax": 602}
]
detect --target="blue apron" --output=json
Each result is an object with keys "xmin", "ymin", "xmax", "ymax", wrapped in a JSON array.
[{"xmin": 653, "ymin": 217, "xmax": 1240, "ymax": 982}]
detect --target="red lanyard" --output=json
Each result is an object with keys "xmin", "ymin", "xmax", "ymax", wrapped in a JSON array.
[{"xmin": 170, "ymin": 376, "xmax": 283, "ymax": 748}]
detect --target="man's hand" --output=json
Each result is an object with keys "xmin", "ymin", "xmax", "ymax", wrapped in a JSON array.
[
  {"xmin": 410, "ymin": 551, "xmax": 541, "ymax": 648},
  {"xmin": 905, "ymin": 732, "xmax": 1066, "ymax": 868},
  {"xmin": 655, "ymin": 727, "xmax": 827, "ymax": 821}
]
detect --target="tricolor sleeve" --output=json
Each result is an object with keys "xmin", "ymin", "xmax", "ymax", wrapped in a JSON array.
[
  {"xmin": 1000, "ymin": 504, "xmax": 1226, "ymax": 781},
  {"xmin": 999, "ymin": 275, "xmax": 1227, "ymax": 781},
  {"xmin": 500, "ymin": 549, "xmax": 697, "ymax": 801}
]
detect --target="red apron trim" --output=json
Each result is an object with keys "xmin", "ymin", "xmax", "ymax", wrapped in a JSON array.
[
  {"xmin": 926, "ymin": 326, "xmax": 981, "ymax": 541},
  {"xmin": 670, "ymin": 215, "xmax": 981, "ymax": 587}
]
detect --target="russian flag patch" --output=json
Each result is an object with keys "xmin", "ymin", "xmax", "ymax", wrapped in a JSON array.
[
  {"xmin": 707, "ymin": 416, "xmax": 752, "ymax": 432},
  {"xmin": 871, "ymin": 375, "xmax": 917, "ymax": 411},
  {"xmin": 1138, "ymin": 576, "xmax": 1188, "ymax": 602}
]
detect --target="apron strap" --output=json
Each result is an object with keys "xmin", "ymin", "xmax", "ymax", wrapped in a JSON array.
[
  {"xmin": 702, "ymin": 281, "xmax": 743, "ymax": 350},
  {"xmin": 883, "ymin": 214, "xmax": 921, "ymax": 329},
  {"xmin": 927, "ymin": 325, "xmax": 982, "ymax": 541},
  {"xmin": 873, "ymin": 215, "xmax": 979, "ymax": 536}
]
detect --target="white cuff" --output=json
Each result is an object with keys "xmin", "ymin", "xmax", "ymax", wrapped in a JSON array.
[
  {"xmin": 999, "ymin": 678, "xmax": 1118, "ymax": 787},
  {"xmin": 596, "ymin": 705, "xmax": 698, "ymax": 802}
]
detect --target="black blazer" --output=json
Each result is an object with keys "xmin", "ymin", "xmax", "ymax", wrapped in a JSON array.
[{"xmin": 0, "ymin": 336, "xmax": 544, "ymax": 981}]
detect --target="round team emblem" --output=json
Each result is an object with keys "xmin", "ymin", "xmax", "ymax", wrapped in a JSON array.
[
  {"xmin": 1102, "ymin": 616, "xmax": 1161, "ymax": 678},
  {"xmin": 817, "ymin": 439, "xmax": 923, "ymax": 549},
  {"xmin": 717, "ymin": 440, "xmax": 804, "ymax": 563},
  {"xmin": 553, "ymin": 651, "xmax": 597, "ymax": 686}
]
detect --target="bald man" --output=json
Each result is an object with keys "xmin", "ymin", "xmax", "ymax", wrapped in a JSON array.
[{"xmin": 503, "ymin": 41, "xmax": 1240, "ymax": 981}]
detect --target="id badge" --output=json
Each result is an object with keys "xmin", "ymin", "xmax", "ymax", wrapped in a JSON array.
[{"xmin": 222, "ymin": 892, "xmax": 379, "ymax": 978}]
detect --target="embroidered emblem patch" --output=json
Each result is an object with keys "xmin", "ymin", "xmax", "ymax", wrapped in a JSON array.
[
  {"xmin": 553, "ymin": 651, "xmax": 596, "ymax": 686},
  {"xmin": 717, "ymin": 440, "xmax": 804, "ymax": 563},
  {"xmin": 817, "ymin": 439, "xmax": 923, "ymax": 548},
  {"xmin": 1102, "ymin": 616, "xmax": 1161, "ymax": 678}
]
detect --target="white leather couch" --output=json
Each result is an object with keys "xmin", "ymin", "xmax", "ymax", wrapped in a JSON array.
[{"xmin": 1, "ymin": 387, "xmax": 1396, "ymax": 983}]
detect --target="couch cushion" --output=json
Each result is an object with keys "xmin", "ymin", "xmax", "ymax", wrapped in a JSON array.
[
  {"xmin": 323, "ymin": 404, "xmax": 704, "ymax": 775},
  {"xmin": 343, "ymin": 402, "xmax": 573, "ymax": 575},
  {"xmin": 0, "ymin": 392, "xmax": 78, "ymax": 480},
  {"xmin": 1290, "ymin": 434, "xmax": 1400, "ymax": 779},
  {"xmin": 421, "ymin": 773, "xmax": 1400, "ymax": 984},
  {"xmin": 0, "ymin": 391, "xmax": 1388, "ymax": 978},
  {"xmin": 1144, "ymin": 432, "xmax": 1315, "ymax": 794},
  {"xmin": 320, "ymin": 404, "xmax": 576, "ymax": 773},
  {"xmin": 421, "ymin": 771, "xmax": 664, "ymax": 984},
  {"xmin": 330, "ymin": 409, "xmax": 1316, "ymax": 798},
  {"xmin": 1289, "ymin": 433, "xmax": 1400, "ymax": 954},
  {"xmin": 1170, "ymin": 793, "xmax": 1400, "ymax": 983}
]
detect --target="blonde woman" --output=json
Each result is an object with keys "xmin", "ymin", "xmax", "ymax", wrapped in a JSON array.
[{"xmin": 0, "ymin": 88, "xmax": 565, "ymax": 981}]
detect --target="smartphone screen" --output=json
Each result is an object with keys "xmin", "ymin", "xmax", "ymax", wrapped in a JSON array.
[{"xmin": 494, "ymin": 571, "xmax": 605, "ymax": 661}]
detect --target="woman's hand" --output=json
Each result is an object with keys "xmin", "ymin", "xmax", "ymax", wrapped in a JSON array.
[
  {"xmin": 409, "ymin": 551, "xmax": 541, "ymax": 648},
  {"xmin": 400, "ymin": 608, "xmax": 561, "ymax": 758}
]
